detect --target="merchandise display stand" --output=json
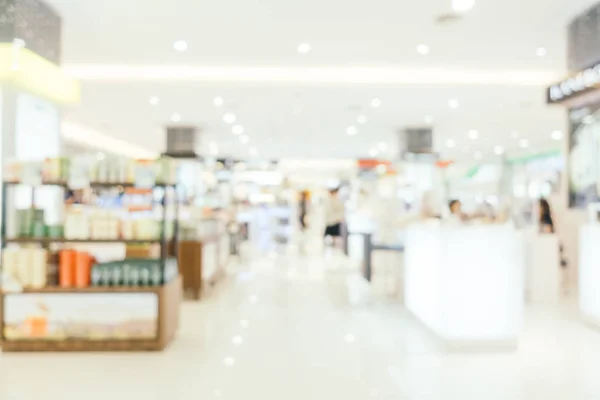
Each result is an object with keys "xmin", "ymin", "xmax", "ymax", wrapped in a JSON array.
[
  {"xmin": 0, "ymin": 160, "xmax": 182, "ymax": 352},
  {"xmin": 178, "ymin": 219, "xmax": 229, "ymax": 300}
]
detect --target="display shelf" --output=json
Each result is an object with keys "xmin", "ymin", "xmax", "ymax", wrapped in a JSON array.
[
  {"xmin": 5, "ymin": 237, "xmax": 162, "ymax": 244},
  {"xmin": 0, "ymin": 159, "xmax": 182, "ymax": 352},
  {"xmin": 0, "ymin": 276, "xmax": 182, "ymax": 352},
  {"xmin": 3, "ymin": 180, "xmax": 175, "ymax": 188}
]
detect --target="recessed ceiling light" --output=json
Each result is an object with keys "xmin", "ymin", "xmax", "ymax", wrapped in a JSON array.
[
  {"xmin": 424, "ymin": 115, "xmax": 434, "ymax": 124},
  {"xmin": 452, "ymin": 0, "xmax": 475, "ymax": 13},
  {"xmin": 346, "ymin": 126, "xmax": 358, "ymax": 136},
  {"xmin": 519, "ymin": 139, "xmax": 529, "ymax": 148},
  {"xmin": 223, "ymin": 357, "xmax": 235, "ymax": 367},
  {"xmin": 417, "ymin": 44, "xmax": 430, "ymax": 55},
  {"xmin": 494, "ymin": 145, "xmax": 505, "ymax": 155},
  {"xmin": 378, "ymin": 142, "xmax": 388, "ymax": 151},
  {"xmin": 173, "ymin": 40, "xmax": 188, "ymax": 52},
  {"xmin": 240, "ymin": 134, "xmax": 249, "ymax": 144},
  {"xmin": 536, "ymin": 47, "xmax": 548, "ymax": 57},
  {"xmin": 297, "ymin": 43, "xmax": 311, "ymax": 54},
  {"xmin": 371, "ymin": 98, "xmax": 382, "ymax": 108},
  {"xmin": 468, "ymin": 129, "xmax": 478, "ymax": 139},
  {"xmin": 223, "ymin": 113, "xmax": 237, "ymax": 124},
  {"xmin": 149, "ymin": 96, "xmax": 159, "ymax": 106},
  {"xmin": 511, "ymin": 130, "xmax": 520, "ymax": 138},
  {"xmin": 213, "ymin": 96, "xmax": 224, "ymax": 107},
  {"xmin": 232, "ymin": 125, "xmax": 244, "ymax": 135},
  {"xmin": 240, "ymin": 319, "xmax": 249, "ymax": 329},
  {"xmin": 171, "ymin": 113, "xmax": 181, "ymax": 123},
  {"xmin": 474, "ymin": 151, "xmax": 483, "ymax": 160},
  {"xmin": 357, "ymin": 115, "xmax": 368, "ymax": 124},
  {"xmin": 232, "ymin": 335, "xmax": 244, "ymax": 346},
  {"xmin": 446, "ymin": 138, "xmax": 456, "ymax": 148},
  {"xmin": 551, "ymin": 130, "xmax": 563, "ymax": 140},
  {"xmin": 369, "ymin": 148, "xmax": 379, "ymax": 157},
  {"xmin": 448, "ymin": 99, "xmax": 459, "ymax": 109},
  {"xmin": 344, "ymin": 333, "xmax": 356, "ymax": 344}
]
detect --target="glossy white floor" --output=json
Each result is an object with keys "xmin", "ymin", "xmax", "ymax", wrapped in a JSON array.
[{"xmin": 1, "ymin": 249, "xmax": 600, "ymax": 399}]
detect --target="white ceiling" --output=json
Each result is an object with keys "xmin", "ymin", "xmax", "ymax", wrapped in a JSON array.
[{"xmin": 48, "ymin": 0, "xmax": 599, "ymax": 161}]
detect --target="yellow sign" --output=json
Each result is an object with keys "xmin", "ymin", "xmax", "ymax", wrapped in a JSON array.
[{"xmin": 0, "ymin": 43, "xmax": 80, "ymax": 104}]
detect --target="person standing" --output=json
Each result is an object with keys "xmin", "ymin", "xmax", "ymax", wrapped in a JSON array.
[{"xmin": 324, "ymin": 188, "xmax": 345, "ymax": 249}]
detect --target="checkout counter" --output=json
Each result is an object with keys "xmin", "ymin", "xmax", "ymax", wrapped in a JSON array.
[{"xmin": 404, "ymin": 222, "xmax": 525, "ymax": 349}]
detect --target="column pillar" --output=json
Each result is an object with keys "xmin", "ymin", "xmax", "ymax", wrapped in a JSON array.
[{"xmin": 0, "ymin": 0, "xmax": 79, "ymax": 233}]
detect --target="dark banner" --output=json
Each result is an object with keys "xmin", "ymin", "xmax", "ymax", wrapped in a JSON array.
[
  {"xmin": 0, "ymin": 0, "xmax": 62, "ymax": 64},
  {"xmin": 568, "ymin": 2, "xmax": 600, "ymax": 71}
]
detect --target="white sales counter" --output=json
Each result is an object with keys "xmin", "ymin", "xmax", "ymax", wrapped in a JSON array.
[
  {"xmin": 579, "ymin": 224, "xmax": 600, "ymax": 329},
  {"xmin": 405, "ymin": 223, "xmax": 525, "ymax": 350}
]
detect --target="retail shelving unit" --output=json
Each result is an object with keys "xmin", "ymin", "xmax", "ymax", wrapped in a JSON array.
[{"xmin": 0, "ymin": 176, "xmax": 182, "ymax": 352}]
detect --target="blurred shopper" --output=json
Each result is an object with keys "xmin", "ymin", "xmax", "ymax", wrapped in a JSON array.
[
  {"xmin": 324, "ymin": 187, "xmax": 345, "ymax": 249},
  {"xmin": 448, "ymin": 199, "xmax": 467, "ymax": 222},
  {"xmin": 299, "ymin": 191, "xmax": 310, "ymax": 231},
  {"xmin": 538, "ymin": 198, "xmax": 555, "ymax": 234},
  {"xmin": 538, "ymin": 198, "xmax": 568, "ymax": 273}
]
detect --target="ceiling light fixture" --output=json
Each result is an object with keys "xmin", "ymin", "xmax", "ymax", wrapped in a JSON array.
[
  {"xmin": 297, "ymin": 43, "xmax": 311, "ymax": 54},
  {"xmin": 448, "ymin": 99, "xmax": 459, "ymax": 109},
  {"xmin": 232, "ymin": 335, "xmax": 244, "ymax": 346},
  {"xmin": 424, "ymin": 115, "xmax": 434, "ymax": 124},
  {"xmin": 519, "ymin": 139, "xmax": 529, "ymax": 148},
  {"xmin": 223, "ymin": 357, "xmax": 236, "ymax": 367},
  {"xmin": 213, "ymin": 96, "xmax": 224, "ymax": 107},
  {"xmin": 446, "ymin": 138, "xmax": 456, "ymax": 148},
  {"xmin": 232, "ymin": 125, "xmax": 244, "ymax": 135},
  {"xmin": 417, "ymin": 44, "xmax": 430, "ymax": 55},
  {"xmin": 223, "ymin": 113, "xmax": 237, "ymax": 124},
  {"xmin": 240, "ymin": 134, "xmax": 249, "ymax": 144},
  {"xmin": 452, "ymin": 0, "xmax": 476, "ymax": 13},
  {"xmin": 468, "ymin": 129, "xmax": 478, "ymax": 139},
  {"xmin": 494, "ymin": 145, "xmax": 505, "ymax": 155},
  {"xmin": 536, "ymin": 47, "xmax": 548, "ymax": 57},
  {"xmin": 149, "ymin": 96, "xmax": 159, "ymax": 106},
  {"xmin": 346, "ymin": 126, "xmax": 358, "ymax": 136},
  {"xmin": 357, "ymin": 115, "xmax": 368, "ymax": 124},
  {"xmin": 551, "ymin": 130, "xmax": 563, "ymax": 140},
  {"xmin": 371, "ymin": 98, "xmax": 382, "ymax": 108},
  {"xmin": 171, "ymin": 113, "xmax": 181, "ymax": 123},
  {"xmin": 173, "ymin": 40, "xmax": 188, "ymax": 52}
]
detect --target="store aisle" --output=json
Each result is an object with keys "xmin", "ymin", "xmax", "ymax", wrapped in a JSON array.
[{"xmin": 1, "ymin": 251, "xmax": 600, "ymax": 399}]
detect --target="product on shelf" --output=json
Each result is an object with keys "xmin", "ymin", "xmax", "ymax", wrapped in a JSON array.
[
  {"xmin": 2, "ymin": 247, "xmax": 48, "ymax": 289},
  {"xmin": 4, "ymin": 155, "xmax": 179, "ymax": 186},
  {"xmin": 90, "ymin": 257, "xmax": 178, "ymax": 287},
  {"xmin": 58, "ymin": 249, "xmax": 95, "ymax": 288}
]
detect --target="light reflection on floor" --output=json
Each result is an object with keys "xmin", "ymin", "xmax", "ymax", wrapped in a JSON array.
[{"xmin": 0, "ymin": 249, "xmax": 599, "ymax": 399}]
